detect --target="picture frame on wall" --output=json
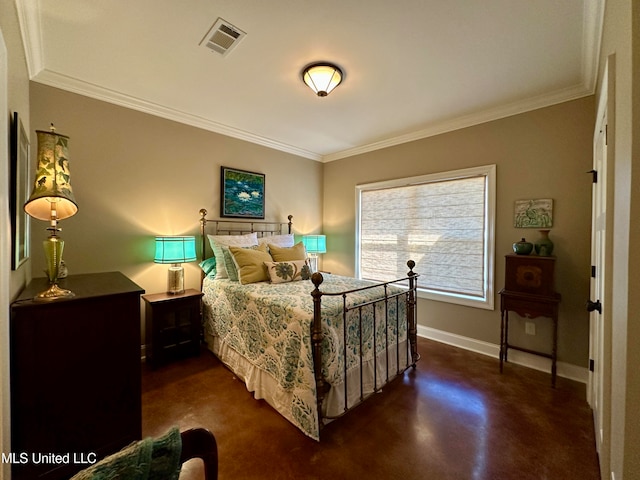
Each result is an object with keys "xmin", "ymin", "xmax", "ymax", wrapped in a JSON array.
[
  {"xmin": 514, "ymin": 198, "xmax": 553, "ymax": 228},
  {"xmin": 10, "ymin": 112, "xmax": 30, "ymax": 270},
  {"xmin": 220, "ymin": 166, "xmax": 265, "ymax": 219}
]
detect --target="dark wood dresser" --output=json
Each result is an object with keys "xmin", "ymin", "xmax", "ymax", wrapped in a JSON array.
[
  {"xmin": 10, "ymin": 272, "xmax": 144, "ymax": 480},
  {"xmin": 499, "ymin": 254, "xmax": 561, "ymax": 386}
]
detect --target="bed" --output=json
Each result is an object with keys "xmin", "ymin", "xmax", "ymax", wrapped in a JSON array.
[{"xmin": 198, "ymin": 209, "xmax": 419, "ymax": 440}]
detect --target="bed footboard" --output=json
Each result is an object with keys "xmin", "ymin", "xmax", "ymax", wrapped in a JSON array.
[{"xmin": 310, "ymin": 261, "xmax": 419, "ymax": 430}]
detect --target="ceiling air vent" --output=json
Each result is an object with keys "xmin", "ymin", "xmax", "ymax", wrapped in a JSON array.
[{"xmin": 200, "ymin": 18, "xmax": 246, "ymax": 56}]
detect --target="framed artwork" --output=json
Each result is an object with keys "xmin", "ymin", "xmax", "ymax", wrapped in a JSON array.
[
  {"xmin": 10, "ymin": 112, "xmax": 30, "ymax": 269},
  {"xmin": 220, "ymin": 166, "xmax": 265, "ymax": 219},
  {"xmin": 514, "ymin": 198, "xmax": 553, "ymax": 228}
]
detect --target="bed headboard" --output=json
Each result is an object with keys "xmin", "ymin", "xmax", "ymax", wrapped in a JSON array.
[{"xmin": 199, "ymin": 208, "xmax": 293, "ymax": 261}]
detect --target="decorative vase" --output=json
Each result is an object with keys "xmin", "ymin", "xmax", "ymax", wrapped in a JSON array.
[
  {"xmin": 535, "ymin": 229, "xmax": 554, "ymax": 256},
  {"xmin": 512, "ymin": 238, "xmax": 533, "ymax": 255}
]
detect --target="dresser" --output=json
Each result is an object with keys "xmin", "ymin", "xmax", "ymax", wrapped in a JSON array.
[
  {"xmin": 499, "ymin": 255, "xmax": 561, "ymax": 386},
  {"xmin": 10, "ymin": 272, "xmax": 144, "ymax": 480}
]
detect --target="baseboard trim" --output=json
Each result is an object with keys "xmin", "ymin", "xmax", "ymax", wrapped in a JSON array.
[
  {"xmin": 139, "ymin": 327, "xmax": 588, "ymax": 383},
  {"xmin": 417, "ymin": 325, "xmax": 588, "ymax": 384}
]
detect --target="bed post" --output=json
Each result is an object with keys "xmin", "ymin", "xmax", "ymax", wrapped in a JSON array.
[
  {"xmin": 287, "ymin": 215, "xmax": 293, "ymax": 234},
  {"xmin": 199, "ymin": 209, "xmax": 208, "ymax": 286},
  {"xmin": 310, "ymin": 272, "xmax": 330, "ymax": 429},
  {"xmin": 407, "ymin": 260, "xmax": 420, "ymax": 367}
]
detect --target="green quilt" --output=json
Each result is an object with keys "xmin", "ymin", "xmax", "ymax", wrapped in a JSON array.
[{"xmin": 202, "ymin": 274, "xmax": 408, "ymax": 440}]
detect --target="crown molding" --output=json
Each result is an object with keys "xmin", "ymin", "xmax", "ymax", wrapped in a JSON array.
[
  {"xmin": 322, "ymin": 83, "xmax": 594, "ymax": 163},
  {"xmin": 31, "ymin": 69, "xmax": 322, "ymax": 161},
  {"xmin": 15, "ymin": 0, "xmax": 43, "ymax": 78}
]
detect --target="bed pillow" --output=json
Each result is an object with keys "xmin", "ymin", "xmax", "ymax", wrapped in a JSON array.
[
  {"xmin": 199, "ymin": 257, "xmax": 217, "ymax": 278},
  {"xmin": 268, "ymin": 242, "xmax": 307, "ymax": 262},
  {"xmin": 257, "ymin": 233, "xmax": 295, "ymax": 248},
  {"xmin": 264, "ymin": 260, "xmax": 311, "ymax": 283},
  {"xmin": 229, "ymin": 243, "xmax": 273, "ymax": 284},
  {"xmin": 222, "ymin": 245, "xmax": 263, "ymax": 281},
  {"xmin": 207, "ymin": 233, "xmax": 258, "ymax": 279}
]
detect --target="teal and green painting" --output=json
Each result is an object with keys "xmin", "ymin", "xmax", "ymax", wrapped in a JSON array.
[
  {"xmin": 221, "ymin": 167, "xmax": 265, "ymax": 218},
  {"xmin": 514, "ymin": 199, "xmax": 553, "ymax": 228}
]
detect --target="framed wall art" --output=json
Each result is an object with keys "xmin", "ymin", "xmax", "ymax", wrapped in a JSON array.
[
  {"xmin": 514, "ymin": 198, "xmax": 553, "ymax": 228},
  {"xmin": 220, "ymin": 166, "xmax": 265, "ymax": 219},
  {"xmin": 10, "ymin": 112, "xmax": 30, "ymax": 269}
]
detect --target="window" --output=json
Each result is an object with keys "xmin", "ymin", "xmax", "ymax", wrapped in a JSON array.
[{"xmin": 356, "ymin": 165, "xmax": 496, "ymax": 309}]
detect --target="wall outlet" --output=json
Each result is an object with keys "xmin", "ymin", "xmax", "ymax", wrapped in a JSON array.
[{"xmin": 525, "ymin": 322, "xmax": 536, "ymax": 335}]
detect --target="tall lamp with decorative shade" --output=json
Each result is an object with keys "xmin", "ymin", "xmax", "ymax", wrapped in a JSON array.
[
  {"xmin": 301, "ymin": 235, "xmax": 326, "ymax": 273},
  {"xmin": 154, "ymin": 236, "xmax": 197, "ymax": 294},
  {"xmin": 24, "ymin": 126, "xmax": 78, "ymax": 301}
]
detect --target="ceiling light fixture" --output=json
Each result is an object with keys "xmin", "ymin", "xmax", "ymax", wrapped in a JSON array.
[{"xmin": 302, "ymin": 63, "xmax": 343, "ymax": 97}]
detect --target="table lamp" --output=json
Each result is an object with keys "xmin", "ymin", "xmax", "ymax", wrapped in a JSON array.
[
  {"xmin": 154, "ymin": 236, "xmax": 197, "ymax": 294},
  {"xmin": 301, "ymin": 235, "xmax": 326, "ymax": 273},
  {"xmin": 24, "ymin": 125, "xmax": 78, "ymax": 300}
]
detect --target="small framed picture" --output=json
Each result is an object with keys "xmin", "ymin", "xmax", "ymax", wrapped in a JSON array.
[
  {"xmin": 514, "ymin": 198, "xmax": 553, "ymax": 228},
  {"xmin": 220, "ymin": 166, "xmax": 265, "ymax": 219},
  {"xmin": 10, "ymin": 112, "xmax": 30, "ymax": 269}
]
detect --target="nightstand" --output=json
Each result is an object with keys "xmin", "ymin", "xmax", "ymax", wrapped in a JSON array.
[{"xmin": 142, "ymin": 289, "xmax": 204, "ymax": 368}]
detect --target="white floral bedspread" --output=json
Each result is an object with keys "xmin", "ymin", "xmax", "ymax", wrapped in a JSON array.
[{"xmin": 202, "ymin": 274, "xmax": 408, "ymax": 440}]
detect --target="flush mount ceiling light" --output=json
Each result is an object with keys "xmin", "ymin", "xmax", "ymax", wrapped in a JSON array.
[{"xmin": 302, "ymin": 63, "xmax": 343, "ymax": 97}]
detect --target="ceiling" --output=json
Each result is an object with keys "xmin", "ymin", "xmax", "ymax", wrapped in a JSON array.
[{"xmin": 16, "ymin": 0, "xmax": 603, "ymax": 162}]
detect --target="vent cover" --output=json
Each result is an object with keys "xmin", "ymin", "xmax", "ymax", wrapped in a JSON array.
[{"xmin": 200, "ymin": 18, "xmax": 246, "ymax": 56}]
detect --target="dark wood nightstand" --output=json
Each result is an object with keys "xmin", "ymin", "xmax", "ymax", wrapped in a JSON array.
[
  {"xmin": 499, "ymin": 254, "xmax": 561, "ymax": 386},
  {"xmin": 142, "ymin": 289, "xmax": 204, "ymax": 368},
  {"xmin": 10, "ymin": 272, "xmax": 144, "ymax": 480}
]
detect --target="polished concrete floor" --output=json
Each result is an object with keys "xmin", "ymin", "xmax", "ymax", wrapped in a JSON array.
[{"xmin": 141, "ymin": 337, "xmax": 601, "ymax": 480}]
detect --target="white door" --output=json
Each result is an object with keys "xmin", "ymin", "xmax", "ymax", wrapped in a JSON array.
[{"xmin": 588, "ymin": 59, "xmax": 613, "ymax": 479}]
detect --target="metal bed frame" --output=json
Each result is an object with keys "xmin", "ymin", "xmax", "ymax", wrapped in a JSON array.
[{"xmin": 199, "ymin": 209, "xmax": 419, "ymax": 435}]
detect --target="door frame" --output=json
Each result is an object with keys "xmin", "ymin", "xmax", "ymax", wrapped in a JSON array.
[{"xmin": 588, "ymin": 54, "xmax": 615, "ymax": 480}]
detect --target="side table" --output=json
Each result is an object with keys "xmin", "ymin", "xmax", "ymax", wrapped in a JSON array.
[
  {"xmin": 142, "ymin": 289, "xmax": 204, "ymax": 368},
  {"xmin": 499, "ymin": 289, "xmax": 561, "ymax": 386}
]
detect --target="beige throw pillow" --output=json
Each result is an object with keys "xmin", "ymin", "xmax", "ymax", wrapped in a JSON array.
[
  {"xmin": 229, "ymin": 243, "xmax": 273, "ymax": 284},
  {"xmin": 268, "ymin": 242, "xmax": 307, "ymax": 262}
]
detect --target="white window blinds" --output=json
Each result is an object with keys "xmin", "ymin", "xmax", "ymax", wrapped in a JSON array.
[{"xmin": 357, "ymin": 165, "xmax": 495, "ymax": 308}]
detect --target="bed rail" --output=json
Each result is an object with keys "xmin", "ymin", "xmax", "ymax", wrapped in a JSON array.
[{"xmin": 310, "ymin": 261, "xmax": 419, "ymax": 427}]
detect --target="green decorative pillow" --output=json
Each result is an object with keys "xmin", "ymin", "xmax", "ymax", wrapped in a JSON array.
[
  {"xmin": 264, "ymin": 260, "xmax": 311, "ymax": 283},
  {"xmin": 199, "ymin": 257, "xmax": 216, "ymax": 277},
  {"xmin": 229, "ymin": 243, "xmax": 273, "ymax": 284},
  {"xmin": 268, "ymin": 242, "xmax": 307, "ymax": 262}
]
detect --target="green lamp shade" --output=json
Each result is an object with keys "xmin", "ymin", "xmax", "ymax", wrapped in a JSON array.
[
  {"xmin": 301, "ymin": 235, "xmax": 327, "ymax": 254},
  {"xmin": 154, "ymin": 236, "xmax": 197, "ymax": 264},
  {"xmin": 24, "ymin": 129, "xmax": 78, "ymax": 221}
]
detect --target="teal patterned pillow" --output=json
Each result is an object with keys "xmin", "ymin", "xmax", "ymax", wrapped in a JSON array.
[
  {"xmin": 264, "ymin": 260, "xmax": 311, "ymax": 283},
  {"xmin": 199, "ymin": 257, "xmax": 216, "ymax": 277}
]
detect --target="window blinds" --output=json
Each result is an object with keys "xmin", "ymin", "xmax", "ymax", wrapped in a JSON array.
[{"xmin": 359, "ymin": 175, "xmax": 486, "ymax": 298}]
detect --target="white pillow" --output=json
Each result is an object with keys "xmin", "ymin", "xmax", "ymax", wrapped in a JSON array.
[
  {"xmin": 207, "ymin": 233, "xmax": 258, "ymax": 279},
  {"xmin": 257, "ymin": 233, "xmax": 295, "ymax": 248},
  {"xmin": 264, "ymin": 260, "xmax": 311, "ymax": 283}
]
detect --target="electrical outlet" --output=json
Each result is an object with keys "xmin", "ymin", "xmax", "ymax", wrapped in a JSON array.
[{"xmin": 525, "ymin": 322, "xmax": 536, "ymax": 335}]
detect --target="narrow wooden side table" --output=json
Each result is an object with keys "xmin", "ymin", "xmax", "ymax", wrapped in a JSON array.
[
  {"xmin": 142, "ymin": 288, "xmax": 204, "ymax": 368},
  {"xmin": 499, "ymin": 289, "xmax": 561, "ymax": 386},
  {"xmin": 499, "ymin": 254, "xmax": 561, "ymax": 386}
]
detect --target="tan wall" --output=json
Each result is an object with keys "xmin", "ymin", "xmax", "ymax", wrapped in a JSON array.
[
  {"xmin": 1, "ymin": 0, "xmax": 32, "ymax": 474},
  {"xmin": 29, "ymin": 82, "xmax": 323, "ymax": 300},
  {"xmin": 323, "ymin": 97, "xmax": 595, "ymax": 368}
]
